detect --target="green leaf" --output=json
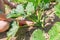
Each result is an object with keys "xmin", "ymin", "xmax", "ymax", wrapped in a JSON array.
[
  {"xmin": 26, "ymin": 13, "xmax": 37, "ymax": 22},
  {"xmin": 32, "ymin": 29, "xmax": 46, "ymax": 40},
  {"xmin": 54, "ymin": 3, "xmax": 60, "ymax": 18},
  {"xmin": 15, "ymin": 4, "xmax": 25, "ymax": 14},
  {"xmin": 43, "ymin": 0, "xmax": 50, "ymax": 4},
  {"xmin": 7, "ymin": 4, "xmax": 25, "ymax": 18},
  {"xmin": 40, "ymin": 0, "xmax": 50, "ymax": 10},
  {"xmin": 56, "ymin": 0, "xmax": 60, "ymax": 3},
  {"xmin": 7, "ymin": 21, "xmax": 19, "ymax": 40},
  {"xmin": 48, "ymin": 22, "xmax": 60, "ymax": 40},
  {"xmin": 27, "ymin": 0, "xmax": 42, "ymax": 8},
  {"xmin": 26, "ymin": 2, "xmax": 35, "ymax": 13}
]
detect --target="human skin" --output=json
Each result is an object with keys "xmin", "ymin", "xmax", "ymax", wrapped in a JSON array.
[
  {"xmin": 0, "ymin": 0, "xmax": 16, "ymax": 32},
  {"xmin": 0, "ymin": 0, "xmax": 16, "ymax": 13}
]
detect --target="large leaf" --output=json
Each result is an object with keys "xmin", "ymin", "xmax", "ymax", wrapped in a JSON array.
[
  {"xmin": 32, "ymin": 29, "xmax": 46, "ymax": 40},
  {"xmin": 54, "ymin": 3, "xmax": 60, "ymax": 18},
  {"xmin": 48, "ymin": 22, "xmax": 60, "ymax": 40},
  {"xmin": 15, "ymin": 4, "xmax": 25, "ymax": 14},
  {"xmin": 7, "ymin": 4, "xmax": 25, "ymax": 18},
  {"xmin": 26, "ymin": 2, "xmax": 35, "ymax": 13},
  {"xmin": 7, "ymin": 21, "xmax": 19, "ymax": 40}
]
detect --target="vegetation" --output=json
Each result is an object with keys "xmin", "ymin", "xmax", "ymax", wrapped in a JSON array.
[{"xmin": 0, "ymin": 0, "xmax": 60, "ymax": 40}]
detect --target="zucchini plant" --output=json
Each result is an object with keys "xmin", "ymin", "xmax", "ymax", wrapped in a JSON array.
[{"xmin": 4, "ymin": 0, "xmax": 60, "ymax": 40}]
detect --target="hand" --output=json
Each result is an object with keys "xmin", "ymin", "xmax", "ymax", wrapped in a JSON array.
[
  {"xmin": 4, "ymin": 0, "xmax": 17, "ymax": 8},
  {"xmin": 0, "ymin": 14, "xmax": 9, "ymax": 32}
]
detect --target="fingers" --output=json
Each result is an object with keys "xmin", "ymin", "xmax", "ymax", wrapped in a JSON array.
[{"xmin": 4, "ymin": 0, "xmax": 17, "ymax": 8}]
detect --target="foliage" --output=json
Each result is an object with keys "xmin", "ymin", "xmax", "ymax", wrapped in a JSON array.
[
  {"xmin": 54, "ymin": 3, "xmax": 60, "ymax": 18},
  {"xmin": 7, "ymin": 4, "xmax": 25, "ymax": 18},
  {"xmin": 32, "ymin": 29, "xmax": 46, "ymax": 40},
  {"xmin": 7, "ymin": 21, "xmax": 19, "ymax": 40},
  {"xmin": 5, "ymin": 0, "xmax": 60, "ymax": 40},
  {"xmin": 48, "ymin": 22, "xmax": 60, "ymax": 40},
  {"xmin": 26, "ymin": 2, "xmax": 35, "ymax": 13}
]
